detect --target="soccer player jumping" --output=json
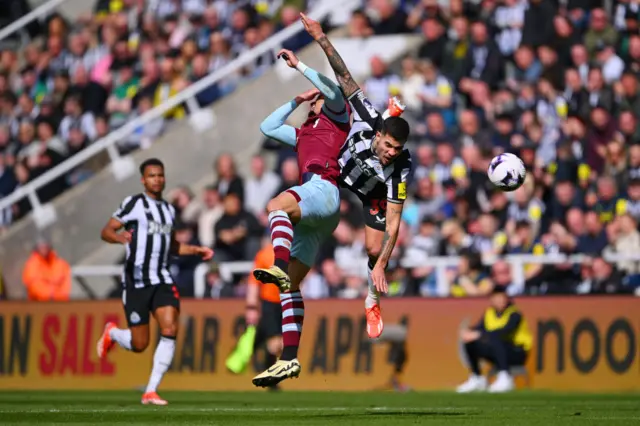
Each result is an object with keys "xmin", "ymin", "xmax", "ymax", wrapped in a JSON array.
[
  {"xmin": 251, "ymin": 48, "xmax": 351, "ymax": 387},
  {"xmin": 301, "ymin": 13, "xmax": 412, "ymax": 339}
]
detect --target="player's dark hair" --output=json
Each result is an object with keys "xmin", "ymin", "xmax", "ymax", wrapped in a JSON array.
[
  {"xmin": 382, "ymin": 116, "xmax": 410, "ymax": 144},
  {"xmin": 139, "ymin": 158, "xmax": 164, "ymax": 175}
]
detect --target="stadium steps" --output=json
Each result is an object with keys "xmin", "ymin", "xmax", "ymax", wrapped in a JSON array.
[{"xmin": 0, "ymin": 33, "xmax": 422, "ymax": 299}]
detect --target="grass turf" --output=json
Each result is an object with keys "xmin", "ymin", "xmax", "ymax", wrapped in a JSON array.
[{"xmin": 0, "ymin": 391, "xmax": 638, "ymax": 425}]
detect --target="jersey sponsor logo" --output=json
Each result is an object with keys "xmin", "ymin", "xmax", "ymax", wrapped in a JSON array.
[
  {"xmin": 148, "ymin": 221, "xmax": 172, "ymax": 235},
  {"xmin": 398, "ymin": 182, "xmax": 407, "ymax": 200},
  {"xmin": 357, "ymin": 91, "xmax": 377, "ymax": 117},
  {"xmin": 348, "ymin": 134, "xmax": 376, "ymax": 178}
]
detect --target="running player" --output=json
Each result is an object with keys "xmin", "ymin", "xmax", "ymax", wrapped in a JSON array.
[
  {"xmin": 250, "ymin": 48, "xmax": 350, "ymax": 387},
  {"xmin": 96, "ymin": 158, "xmax": 213, "ymax": 405},
  {"xmin": 301, "ymin": 13, "xmax": 412, "ymax": 339}
]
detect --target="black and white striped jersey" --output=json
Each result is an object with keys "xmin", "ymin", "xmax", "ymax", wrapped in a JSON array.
[
  {"xmin": 338, "ymin": 90, "xmax": 412, "ymax": 203},
  {"xmin": 112, "ymin": 193, "xmax": 175, "ymax": 288}
]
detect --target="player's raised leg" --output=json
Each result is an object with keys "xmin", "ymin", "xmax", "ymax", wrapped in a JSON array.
[
  {"xmin": 97, "ymin": 322, "xmax": 150, "ymax": 356},
  {"xmin": 98, "ymin": 285, "xmax": 154, "ymax": 357},
  {"xmin": 253, "ymin": 191, "xmax": 301, "ymax": 291},
  {"xmin": 253, "ymin": 180, "xmax": 340, "ymax": 387}
]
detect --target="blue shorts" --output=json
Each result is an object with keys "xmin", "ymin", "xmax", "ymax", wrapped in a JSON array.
[{"xmin": 287, "ymin": 175, "xmax": 340, "ymax": 267}]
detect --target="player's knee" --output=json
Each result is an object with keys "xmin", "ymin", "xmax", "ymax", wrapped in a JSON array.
[
  {"xmin": 160, "ymin": 325, "xmax": 178, "ymax": 338},
  {"xmin": 266, "ymin": 198, "xmax": 284, "ymax": 214},
  {"xmin": 131, "ymin": 336, "xmax": 149, "ymax": 353},
  {"xmin": 366, "ymin": 244, "xmax": 382, "ymax": 262}
]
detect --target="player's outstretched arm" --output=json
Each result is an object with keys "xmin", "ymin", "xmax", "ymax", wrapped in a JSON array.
[
  {"xmin": 277, "ymin": 48, "xmax": 347, "ymax": 122},
  {"xmin": 370, "ymin": 202, "xmax": 404, "ymax": 293},
  {"xmin": 169, "ymin": 235, "xmax": 214, "ymax": 260},
  {"xmin": 301, "ymin": 13, "xmax": 360, "ymax": 98},
  {"xmin": 260, "ymin": 88, "xmax": 319, "ymax": 147}
]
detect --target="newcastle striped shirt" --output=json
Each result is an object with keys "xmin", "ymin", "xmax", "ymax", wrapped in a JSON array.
[
  {"xmin": 338, "ymin": 90, "xmax": 412, "ymax": 203},
  {"xmin": 112, "ymin": 193, "xmax": 175, "ymax": 288}
]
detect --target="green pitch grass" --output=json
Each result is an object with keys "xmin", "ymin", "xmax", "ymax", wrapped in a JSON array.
[{"xmin": 0, "ymin": 391, "xmax": 638, "ymax": 425}]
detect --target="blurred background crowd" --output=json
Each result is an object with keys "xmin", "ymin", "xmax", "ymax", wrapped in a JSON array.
[{"xmin": 3, "ymin": 0, "xmax": 640, "ymax": 301}]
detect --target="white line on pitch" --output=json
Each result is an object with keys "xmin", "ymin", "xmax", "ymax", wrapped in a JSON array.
[{"xmin": 0, "ymin": 407, "xmax": 463, "ymax": 414}]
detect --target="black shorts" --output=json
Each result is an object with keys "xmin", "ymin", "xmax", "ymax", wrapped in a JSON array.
[
  {"xmin": 358, "ymin": 193, "xmax": 387, "ymax": 232},
  {"xmin": 122, "ymin": 282, "xmax": 180, "ymax": 327},
  {"xmin": 257, "ymin": 300, "xmax": 282, "ymax": 340}
]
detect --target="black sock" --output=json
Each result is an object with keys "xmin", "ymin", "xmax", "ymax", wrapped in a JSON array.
[
  {"xmin": 274, "ymin": 258, "xmax": 288, "ymax": 272},
  {"xmin": 265, "ymin": 352, "xmax": 277, "ymax": 367},
  {"xmin": 280, "ymin": 345, "xmax": 297, "ymax": 361}
]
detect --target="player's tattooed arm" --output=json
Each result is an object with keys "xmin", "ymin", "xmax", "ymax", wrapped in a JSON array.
[
  {"xmin": 301, "ymin": 12, "xmax": 360, "ymax": 97},
  {"xmin": 376, "ymin": 203, "xmax": 404, "ymax": 269},
  {"xmin": 316, "ymin": 35, "xmax": 360, "ymax": 97}
]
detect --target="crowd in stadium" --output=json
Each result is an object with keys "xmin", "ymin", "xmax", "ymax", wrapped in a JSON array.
[
  {"xmin": 3, "ymin": 0, "xmax": 640, "ymax": 300},
  {"xmin": 0, "ymin": 0, "xmax": 313, "ymax": 228}
]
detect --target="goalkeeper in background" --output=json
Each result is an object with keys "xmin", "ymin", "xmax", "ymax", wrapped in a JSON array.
[{"xmin": 226, "ymin": 240, "xmax": 282, "ymax": 386}]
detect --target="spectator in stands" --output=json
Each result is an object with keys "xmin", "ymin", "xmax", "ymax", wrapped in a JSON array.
[
  {"xmin": 170, "ymin": 222, "xmax": 202, "ymax": 298},
  {"xmin": 347, "ymin": 9, "xmax": 373, "ymax": 38},
  {"xmin": 588, "ymin": 257, "xmax": 628, "ymax": 294},
  {"xmin": 450, "ymin": 249, "xmax": 493, "ymax": 297},
  {"xmin": 584, "ymin": 8, "xmax": 618, "ymax": 60},
  {"xmin": 214, "ymin": 192, "xmax": 261, "ymax": 262},
  {"xmin": 205, "ymin": 262, "xmax": 234, "ymax": 298},
  {"xmin": 364, "ymin": 56, "xmax": 401, "ymax": 111},
  {"xmin": 577, "ymin": 211, "xmax": 608, "ymax": 255},
  {"xmin": 369, "ymin": 0, "xmax": 410, "ymax": 35},
  {"xmin": 605, "ymin": 214, "xmax": 640, "ymax": 276},
  {"xmin": 214, "ymin": 153, "xmax": 244, "ymax": 203},
  {"xmin": 198, "ymin": 185, "xmax": 223, "ymax": 248},
  {"xmin": 439, "ymin": 219, "xmax": 472, "ymax": 256},
  {"xmin": 59, "ymin": 95, "xmax": 97, "ymax": 142},
  {"xmin": 22, "ymin": 237, "xmax": 71, "ymax": 301},
  {"xmin": 245, "ymin": 155, "xmax": 280, "ymax": 221}
]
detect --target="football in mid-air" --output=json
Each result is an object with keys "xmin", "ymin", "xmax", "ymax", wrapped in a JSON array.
[{"xmin": 487, "ymin": 153, "xmax": 526, "ymax": 191}]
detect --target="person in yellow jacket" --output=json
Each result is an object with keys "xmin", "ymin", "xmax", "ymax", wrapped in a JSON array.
[
  {"xmin": 456, "ymin": 284, "xmax": 532, "ymax": 393},
  {"xmin": 22, "ymin": 238, "xmax": 71, "ymax": 301}
]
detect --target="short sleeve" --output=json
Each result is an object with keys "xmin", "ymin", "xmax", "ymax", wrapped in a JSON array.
[
  {"xmin": 348, "ymin": 90, "xmax": 383, "ymax": 131},
  {"xmin": 113, "ymin": 195, "xmax": 139, "ymax": 224},
  {"xmin": 387, "ymin": 154, "xmax": 412, "ymax": 204}
]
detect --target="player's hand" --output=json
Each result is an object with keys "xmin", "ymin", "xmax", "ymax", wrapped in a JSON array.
[
  {"xmin": 117, "ymin": 230, "xmax": 133, "ymax": 245},
  {"xmin": 371, "ymin": 265, "xmax": 389, "ymax": 294},
  {"xmin": 295, "ymin": 88, "xmax": 320, "ymax": 104},
  {"xmin": 300, "ymin": 12, "xmax": 324, "ymax": 40},
  {"xmin": 277, "ymin": 49, "xmax": 298, "ymax": 68},
  {"xmin": 245, "ymin": 307, "xmax": 259, "ymax": 326},
  {"xmin": 196, "ymin": 246, "xmax": 214, "ymax": 261},
  {"xmin": 460, "ymin": 329, "xmax": 481, "ymax": 343}
]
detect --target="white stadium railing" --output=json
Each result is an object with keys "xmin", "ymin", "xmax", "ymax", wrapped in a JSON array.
[
  {"xmin": 0, "ymin": 0, "xmax": 344, "ymax": 228},
  {"xmin": 72, "ymin": 253, "xmax": 640, "ymax": 299},
  {"xmin": 0, "ymin": 0, "xmax": 71, "ymax": 43}
]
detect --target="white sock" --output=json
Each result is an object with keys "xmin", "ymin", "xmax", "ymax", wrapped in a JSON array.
[
  {"xmin": 145, "ymin": 336, "xmax": 176, "ymax": 393},
  {"xmin": 109, "ymin": 327, "xmax": 132, "ymax": 351},
  {"xmin": 497, "ymin": 371, "xmax": 511, "ymax": 381},
  {"xmin": 365, "ymin": 263, "xmax": 380, "ymax": 309}
]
